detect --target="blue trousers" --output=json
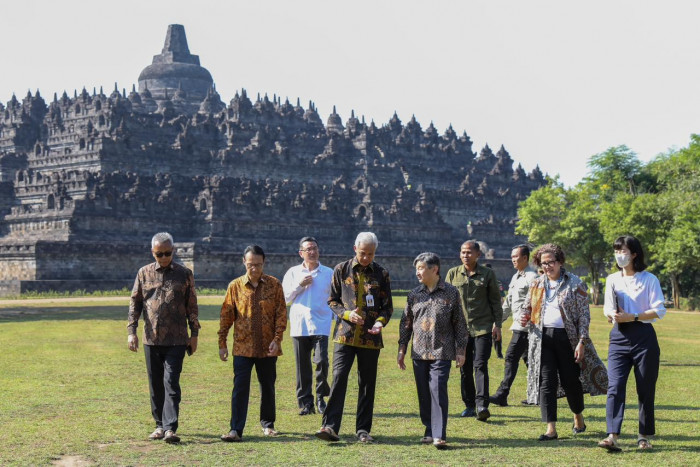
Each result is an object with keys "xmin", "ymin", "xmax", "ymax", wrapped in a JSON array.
[
  {"xmin": 230, "ymin": 356, "xmax": 277, "ymax": 435},
  {"xmin": 413, "ymin": 359, "xmax": 451, "ymax": 440},
  {"xmin": 606, "ymin": 322, "xmax": 660, "ymax": 435}
]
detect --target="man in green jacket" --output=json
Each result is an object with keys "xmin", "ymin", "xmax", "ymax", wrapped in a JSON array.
[{"xmin": 445, "ymin": 240, "xmax": 503, "ymax": 422}]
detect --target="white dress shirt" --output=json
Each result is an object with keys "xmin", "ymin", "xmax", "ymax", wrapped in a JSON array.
[
  {"xmin": 282, "ymin": 262, "xmax": 334, "ymax": 337},
  {"xmin": 603, "ymin": 270, "xmax": 666, "ymax": 323},
  {"xmin": 502, "ymin": 267, "xmax": 538, "ymax": 331}
]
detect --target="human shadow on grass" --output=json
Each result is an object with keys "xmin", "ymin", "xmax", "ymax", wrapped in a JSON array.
[{"xmin": 0, "ymin": 304, "xmax": 222, "ymax": 322}]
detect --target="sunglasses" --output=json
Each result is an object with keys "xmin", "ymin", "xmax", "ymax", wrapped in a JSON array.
[{"xmin": 154, "ymin": 251, "xmax": 173, "ymax": 258}]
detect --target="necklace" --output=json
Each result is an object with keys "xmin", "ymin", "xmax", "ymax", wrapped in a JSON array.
[{"xmin": 544, "ymin": 276, "xmax": 564, "ymax": 303}]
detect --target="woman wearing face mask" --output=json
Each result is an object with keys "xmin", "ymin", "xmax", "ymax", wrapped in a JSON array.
[
  {"xmin": 598, "ymin": 235, "xmax": 666, "ymax": 452},
  {"xmin": 520, "ymin": 244, "xmax": 608, "ymax": 442}
]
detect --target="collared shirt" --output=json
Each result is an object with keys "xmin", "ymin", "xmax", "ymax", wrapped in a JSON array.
[
  {"xmin": 282, "ymin": 262, "xmax": 334, "ymax": 337},
  {"xmin": 328, "ymin": 257, "xmax": 393, "ymax": 349},
  {"xmin": 502, "ymin": 267, "xmax": 538, "ymax": 331},
  {"xmin": 128, "ymin": 261, "xmax": 200, "ymax": 346},
  {"xmin": 218, "ymin": 274, "xmax": 287, "ymax": 358},
  {"xmin": 445, "ymin": 262, "xmax": 503, "ymax": 337},
  {"xmin": 603, "ymin": 270, "xmax": 666, "ymax": 323},
  {"xmin": 398, "ymin": 279, "xmax": 468, "ymax": 361}
]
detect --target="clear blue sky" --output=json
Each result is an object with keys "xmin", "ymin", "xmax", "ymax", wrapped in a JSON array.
[{"xmin": 3, "ymin": 0, "xmax": 699, "ymax": 186}]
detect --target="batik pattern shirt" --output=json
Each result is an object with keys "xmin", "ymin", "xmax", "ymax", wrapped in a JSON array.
[
  {"xmin": 128, "ymin": 261, "xmax": 200, "ymax": 346},
  {"xmin": 328, "ymin": 258, "xmax": 393, "ymax": 349},
  {"xmin": 218, "ymin": 274, "xmax": 287, "ymax": 358},
  {"xmin": 398, "ymin": 280, "xmax": 468, "ymax": 361}
]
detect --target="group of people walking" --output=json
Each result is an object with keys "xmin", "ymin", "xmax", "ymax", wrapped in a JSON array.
[{"xmin": 127, "ymin": 231, "xmax": 665, "ymax": 452}]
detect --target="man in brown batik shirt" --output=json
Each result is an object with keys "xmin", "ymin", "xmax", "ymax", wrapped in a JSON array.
[
  {"xmin": 219, "ymin": 244, "xmax": 287, "ymax": 442},
  {"xmin": 128, "ymin": 232, "xmax": 200, "ymax": 444},
  {"xmin": 315, "ymin": 232, "xmax": 393, "ymax": 443}
]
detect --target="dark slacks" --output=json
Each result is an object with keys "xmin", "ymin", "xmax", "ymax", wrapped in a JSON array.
[
  {"xmin": 540, "ymin": 327, "xmax": 584, "ymax": 422},
  {"xmin": 322, "ymin": 343, "xmax": 380, "ymax": 435},
  {"xmin": 494, "ymin": 330, "xmax": 529, "ymax": 399},
  {"xmin": 144, "ymin": 344, "xmax": 187, "ymax": 432},
  {"xmin": 413, "ymin": 359, "xmax": 451, "ymax": 440},
  {"xmin": 606, "ymin": 322, "xmax": 660, "ymax": 435},
  {"xmin": 230, "ymin": 356, "xmax": 277, "ymax": 435},
  {"xmin": 293, "ymin": 335, "xmax": 330, "ymax": 408},
  {"xmin": 460, "ymin": 333, "xmax": 492, "ymax": 409}
]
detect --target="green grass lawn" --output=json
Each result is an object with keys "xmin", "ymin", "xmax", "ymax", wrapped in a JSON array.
[{"xmin": 1, "ymin": 296, "xmax": 698, "ymax": 465}]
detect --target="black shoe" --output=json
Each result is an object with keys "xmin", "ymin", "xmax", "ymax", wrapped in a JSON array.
[
  {"xmin": 538, "ymin": 433, "xmax": 558, "ymax": 441},
  {"xmin": 317, "ymin": 397, "xmax": 327, "ymax": 415},
  {"xmin": 299, "ymin": 405, "xmax": 315, "ymax": 416},
  {"xmin": 163, "ymin": 430, "xmax": 180, "ymax": 444},
  {"xmin": 572, "ymin": 423, "xmax": 586, "ymax": 434},
  {"xmin": 476, "ymin": 407, "xmax": 491, "ymax": 422},
  {"xmin": 489, "ymin": 395, "xmax": 508, "ymax": 407},
  {"xmin": 521, "ymin": 399, "xmax": 538, "ymax": 406},
  {"xmin": 460, "ymin": 407, "xmax": 476, "ymax": 417}
]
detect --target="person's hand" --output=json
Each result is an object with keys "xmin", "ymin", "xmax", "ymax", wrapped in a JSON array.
[
  {"xmin": 299, "ymin": 275, "xmax": 313, "ymax": 287},
  {"xmin": 574, "ymin": 341, "xmax": 585, "ymax": 364},
  {"xmin": 348, "ymin": 309, "xmax": 365, "ymax": 325},
  {"xmin": 128, "ymin": 334, "xmax": 138, "ymax": 352},
  {"xmin": 520, "ymin": 313, "xmax": 530, "ymax": 327},
  {"xmin": 492, "ymin": 326, "xmax": 502, "ymax": 342},
  {"xmin": 612, "ymin": 310, "xmax": 633, "ymax": 324},
  {"xmin": 456, "ymin": 354, "xmax": 466, "ymax": 368},
  {"xmin": 219, "ymin": 348, "xmax": 228, "ymax": 361},
  {"xmin": 268, "ymin": 340, "xmax": 280, "ymax": 356},
  {"xmin": 397, "ymin": 351, "xmax": 406, "ymax": 370},
  {"xmin": 187, "ymin": 336, "xmax": 198, "ymax": 355},
  {"xmin": 368, "ymin": 322, "xmax": 383, "ymax": 335}
]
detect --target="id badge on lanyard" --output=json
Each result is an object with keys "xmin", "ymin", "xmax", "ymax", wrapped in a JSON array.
[{"xmin": 366, "ymin": 294, "xmax": 375, "ymax": 308}]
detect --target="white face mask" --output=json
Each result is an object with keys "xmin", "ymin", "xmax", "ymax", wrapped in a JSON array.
[{"xmin": 615, "ymin": 253, "xmax": 631, "ymax": 268}]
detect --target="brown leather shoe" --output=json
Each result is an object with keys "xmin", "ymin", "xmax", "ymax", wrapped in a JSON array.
[{"xmin": 148, "ymin": 428, "xmax": 165, "ymax": 440}]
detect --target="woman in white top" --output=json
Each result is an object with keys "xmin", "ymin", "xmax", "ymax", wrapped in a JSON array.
[{"xmin": 598, "ymin": 235, "xmax": 666, "ymax": 452}]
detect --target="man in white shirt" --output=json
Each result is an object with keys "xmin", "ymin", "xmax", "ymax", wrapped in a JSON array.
[
  {"xmin": 490, "ymin": 244, "xmax": 538, "ymax": 407},
  {"xmin": 282, "ymin": 236, "xmax": 334, "ymax": 415}
]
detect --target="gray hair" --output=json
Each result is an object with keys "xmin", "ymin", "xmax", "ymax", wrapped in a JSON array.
[
  {"xmin": 355, "ymin": 232, "xmax": 379, "ymax": 249},
  {"xmin": 414, "ymin": 252, "xmax": 441, "ymax": 273},
  {"xmin": 151, "ymin": 232, "xmax": 174, "ymax": 248}
]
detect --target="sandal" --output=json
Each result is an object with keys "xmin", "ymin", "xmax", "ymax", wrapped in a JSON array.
[
  {"xmin": 357, "ymin": 430, "xmax": 374, "ymax": 443},
  {"xmin": 420, "ymin": 436, "xmax": 434, "ymax": 444},
  {"xmin": 598, "ymin": 435, "xmax": 621, "ymax": 452},
  {"xmin": 315, "ymin": 426, "xmax": 340, "ymax": 442},
  {"xmin": 637, "ymin": 437, "xmax": 653, "ymax": 450},
  {"xmin": 221, "ymin": 430, "xmax": 242, "ymax": 442},
  {"xmin": 262, "ymin": 427, "xmax": 279, "ymax": 437},
  {"xmin": 433, "ymin": 438, "xmax": 447, "ymax": 450}
]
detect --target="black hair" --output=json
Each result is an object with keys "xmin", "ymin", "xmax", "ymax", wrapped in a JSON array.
[
  {"xmin": 513, "ymin": 244, "xmax": 531, "ymax": 260},
  {"xmin": 613, "ymin": 235, "xmax": 647, "ymax": 272},
  {"xmin": 461, "ymin": 239, "xmax": 481, "ymax": 251},
  {"xmin": 298, "ymin": 236, "xmax": 318, "ymax": 250},
  {"xmin": 243, "ymin": 244, "xmax": 265, "ymax": 261}
]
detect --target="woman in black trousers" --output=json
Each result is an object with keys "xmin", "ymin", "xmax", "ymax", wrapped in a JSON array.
[{"xmin": 598, "ymin": 235, "xmax": 666, "ymax": 452}]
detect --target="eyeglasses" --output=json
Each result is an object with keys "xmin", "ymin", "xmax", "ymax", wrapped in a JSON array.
[
  {"xmin": 540, "ymin": 261, "xmax": 557, "ymax": 268},
  {"xmin": 299, "ymin": 247, "xmax": 319, "ymax": 253},
  {"xmin": 154, "ymin": 251, "xmax": 173, "ymax": 258}
]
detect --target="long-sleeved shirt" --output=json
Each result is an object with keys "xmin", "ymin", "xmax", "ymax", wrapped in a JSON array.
[
  {"xmin": 603, "ymin": 270, "xmax": 666, "ymax": 322},
  {"xmin": 501, "ymin": 267, "xmax": 538, "ymax": 331},
  {"xmin": 328, "ymin": 258, "xmax": 393, "ymax": 349},
  {"xmin": 445, "ymin": 263, "xmax": 503, "ymax": 337},
  {"xmin": 282, "ymin": 262, "xmax": 334, "ymax": 337},
  {"xmin": 218, "ymin": 274, "xmax": 287, "ymax": 358},
  {"xmin": 398, "ymin": 279, "xmax": 468, "ymax": 360},
  {"xmin": 128, "ymin": 261, "xmax": 200, "ymax": 346}
]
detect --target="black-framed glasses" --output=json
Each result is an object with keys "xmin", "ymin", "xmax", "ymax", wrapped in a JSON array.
[
  {"xmin": 154, "ymin": 251, "xmax": 173, "ymax": 258},
  {"xmin": 540, "ymin": 260, "xmax": 557, "ymax": 268}
]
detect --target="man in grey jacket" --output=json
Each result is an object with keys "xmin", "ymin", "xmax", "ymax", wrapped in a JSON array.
[{"xmin": 490, "ymin": 245, "xmax": 538, "ymax": 407}]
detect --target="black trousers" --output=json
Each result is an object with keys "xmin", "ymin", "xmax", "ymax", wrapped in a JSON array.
[
  {"xmin": 413, "ymin": 359, "xmax": 451, "ymax": 440},
  {"xmin": 494, "ymin": 330, "xmax": 529, "ymax": 399},
  {"xmin": 322, "ymin": 343, "xmax": 380, "ymax": 435},
  {"xmin": 293, "ymin": 335, "xmax": 330, "ymax": 408},
  {"xmin": 540, "ymin": 327, "xmax": 584, "ymax": 423},
  {"xmin": 144, "ymin": 344, "xmax": 187, "ymax": 432},
  {"xmin": 230, "ymin": 356, "xmax": 277, "ymax": 435},
  {"xmin": 606, "ymin": 322, "xmax": 660, "ymax": 435},
  {"xmin": 460, "ymin": 333, "xmax": 492, "ymax": 409}
]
